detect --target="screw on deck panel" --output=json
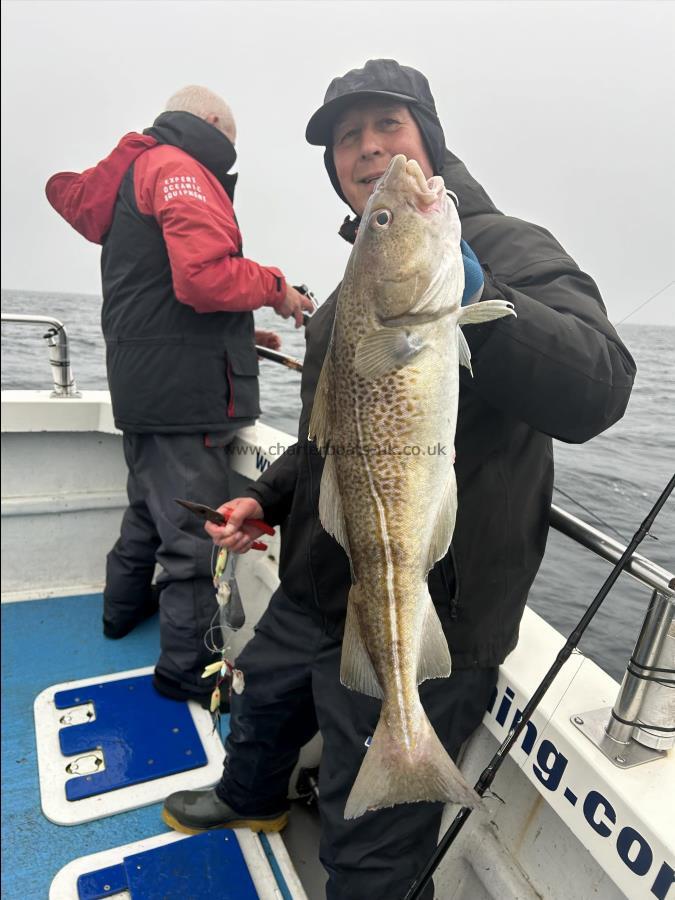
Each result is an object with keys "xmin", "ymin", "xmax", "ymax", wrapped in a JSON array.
[
  {"xmin": 616, "ymin": 755, "xmax": 626, "ymax": 764},
  {"xmin": 172, "ymin": 727, "xmax": 180, "ymax": 733},
  {"xmin": 147, "ymin": 759, "xmax": 154, "ymax": 765},
  {"xmin": 186, "ymin": 749, "xmax": 192, "ymax": 755},
  {"xmin": 573, "ymin": 716, "xmax": 584, "ymax": 725}
]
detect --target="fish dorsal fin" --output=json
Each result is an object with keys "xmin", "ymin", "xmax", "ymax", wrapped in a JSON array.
[
  {"xmin": 354, "ymin": 327, "xmax": 426, "ymax": 380},
  {"xmin": 340, "ymin": 588, "xmax": 383, "ymax": 699},
  {"xmin": 458, "ymin": 299, "xmax": 516, "ymax": 327},
  {"xmin": 457, "ymin": 326, "xmax": 473, "ymax": 376},
  {"xmin": 318, "ymin": 452, "xmax": 351, "ymax": 558},
  {"xmin": 426, "ymin": 468, "xmax": 458, "ymax": 572},
  {"xmin": 308, "ymin": 353, "xmax": 333, "ymax": 450},
  {"xmin": 417, "ymin": 592, "xmax": 452, "ymax": 684}
]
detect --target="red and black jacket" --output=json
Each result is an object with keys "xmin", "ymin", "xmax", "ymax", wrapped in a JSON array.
[{"xmin": 46, "ymin": 111, "xmax": 286, "ymax": 432}]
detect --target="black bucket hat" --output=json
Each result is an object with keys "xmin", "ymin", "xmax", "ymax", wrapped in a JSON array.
[{"xmin": 305, "ymin": 59, "xmax": 446, "ymax": 212}]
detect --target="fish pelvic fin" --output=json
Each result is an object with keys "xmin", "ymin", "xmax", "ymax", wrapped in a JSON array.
[
  {"xmin": 340, "ymin": 588, "xmax": 383, "ymax": 699},
  {"xmin": 354, "ymin": 327, "xmax": 426, "ymax": 380},
  {"xmin": 318, "ymin": 452, "xmax": 352, "ymax": 559},
  {"xmin": 308, "ymin": 353, "xmax": 332, "ymax": 449},
  {"xmin": 458, "ymin": 299, "xmax": 516, "ymax": 327},
  {"xmin": 344, "ymin": 704, "xmax": 480, "ymax": 819},
  {"xmin": 417, "ymin": 593, "xmax": 452, "ymax": 684},
  {"xmin": 426, "ymin": 468, "xmax": 457, "ymax": 572},
  {"xmin": 457, "ymin": 326, "xmax": 473, "ymax": 376}
]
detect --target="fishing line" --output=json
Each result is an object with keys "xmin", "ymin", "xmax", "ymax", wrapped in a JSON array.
[
  {"xmin": 553, "ymin": 484, "xmax": 630, "ymax": 542},
  {"xmin": 615, "ymin": 279, "xmax": 674, "ymax": 326},
  {"xmin": 403, "ymin": 472, "xmax": 675, "ymax": 900}
]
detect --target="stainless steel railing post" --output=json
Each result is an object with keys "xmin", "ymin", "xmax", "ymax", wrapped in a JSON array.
[{"xmin": 1, "ymin": 313, "xmax": 80, "ymax": 397}]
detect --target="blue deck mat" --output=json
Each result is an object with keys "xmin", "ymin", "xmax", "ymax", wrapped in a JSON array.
[
  {"xmin": 77, "ymin": 831, "xmax": 258, "ymax": 900},
  {"xmin": 1, "ymin": 593, "xmax": 229, "ymax": 900},
  {"xmin": 56, "ymin": 674, "xmax": 207, "ymax": 800}
]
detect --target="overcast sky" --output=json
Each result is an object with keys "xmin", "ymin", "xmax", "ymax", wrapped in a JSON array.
[{"xmin": 1, "ymin": 0, "xmax": 673, "ymax": 326}]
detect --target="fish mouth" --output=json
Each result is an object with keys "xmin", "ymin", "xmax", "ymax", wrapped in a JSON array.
[{"xmin": 382, "ymin": 155, "xmax": 447, "ymax": 213}]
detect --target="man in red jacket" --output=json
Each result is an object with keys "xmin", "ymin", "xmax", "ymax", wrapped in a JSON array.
[{"xmin": 46, "ymin": 85, "xmax": 314, "ymax": 706}]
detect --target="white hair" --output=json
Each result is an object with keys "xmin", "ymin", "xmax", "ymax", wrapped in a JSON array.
[{"xmin": 165, "ymin": 85, "xmax": 237, "ymax": 143}]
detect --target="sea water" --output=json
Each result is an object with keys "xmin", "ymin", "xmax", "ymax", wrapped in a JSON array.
[{"xmin": 2, "ymin": 289, "xmax": 673, "ymax": 681}]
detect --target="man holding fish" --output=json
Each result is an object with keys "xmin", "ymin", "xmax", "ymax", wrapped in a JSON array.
[{"xmin": 163, "ymin": 60, "xmax": 636, "ymax": 898}]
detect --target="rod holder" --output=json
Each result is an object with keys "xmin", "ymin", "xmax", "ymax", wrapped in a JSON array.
[{"xmin": 573, "ymin": 589, "xmax": 674, "ymax": 767}]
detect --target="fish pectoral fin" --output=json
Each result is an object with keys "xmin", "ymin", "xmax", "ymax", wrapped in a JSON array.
[
  {"xmin": 417, "ymin": 595, "xmax": 452, "ymax": 683},
  {"xmin": 458, "ymin": 299, "xmax": 516, "ymax": 327},
  {"xmin": 340, "ymin": 593, "xmax": 383, "ymax": 699},
  {"xmin": 308, "ymin": 353, "xmax": 332, "ymax": 449},
  {"xmin": 426, "ymin": 468, "xmax": 457, "ymax": 571},
  {"xmin": 354, "ymin": 327, "xmax": 425, "ymax": 380},
  {"xmin": 318, "ymin": 453, "xmax": 351, "ymax": 558},
  {"xmin": 457, "ymin": 326, "xmax": 473, "ymax": 376}
]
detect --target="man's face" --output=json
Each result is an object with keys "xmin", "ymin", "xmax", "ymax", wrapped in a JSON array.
[{"xmin": 332, "ymin": 100, "xmax": 434, "ymax": 216}]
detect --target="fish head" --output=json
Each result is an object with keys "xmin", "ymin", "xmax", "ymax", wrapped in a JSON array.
[{"xmin": 352, "ymin": 154, "xmax": 463, "ymax": 321}]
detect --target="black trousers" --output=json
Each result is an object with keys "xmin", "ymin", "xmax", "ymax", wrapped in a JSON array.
[
  {"xmin": 217, "ymin": 588, "xmax": 497, "ymax": 900},
  {"xmin": 104, "ymin": 432, "xmax": 237, "ymax": 697}
]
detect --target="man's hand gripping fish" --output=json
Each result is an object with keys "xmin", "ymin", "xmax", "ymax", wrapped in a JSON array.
[{"xmin": 309, "ymin": 154, "xmax": 515, "ymax": 819}]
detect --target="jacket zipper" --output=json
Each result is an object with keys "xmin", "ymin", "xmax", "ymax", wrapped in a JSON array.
[
  {"xmin": 305, "ymin": 444, "xmax": 324, "ymax": 617},
  {"xmin": 448, "ymin": 544, "xmax": 461, "ymax": 621}
]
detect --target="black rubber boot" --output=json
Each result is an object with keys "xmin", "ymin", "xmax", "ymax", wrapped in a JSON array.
[
  {"xmin": 152, "ymin": 671, "xmax": 231, "ymax": 713},
  {"xmin": 162, "ymin": 788, "xmax": 289, "ymax": 835}
]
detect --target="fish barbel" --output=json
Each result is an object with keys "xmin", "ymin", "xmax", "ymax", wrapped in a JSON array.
[{"xmin": 309, "ymin": 155, "xmax": 515, "ymax": 819}]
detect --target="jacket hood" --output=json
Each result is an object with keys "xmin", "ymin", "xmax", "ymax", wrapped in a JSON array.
[
  {"xmin": 45, "ymin": 111, "xmax": 238, "ymax": 245},
  {"xmin": 143, "ymin": 111, "xmax": 238, "ymax": 196}
]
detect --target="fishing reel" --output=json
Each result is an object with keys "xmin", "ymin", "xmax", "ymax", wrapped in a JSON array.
[{"xmin": 293, "ymin": 283, "xmax": 318, "ymax": 326}]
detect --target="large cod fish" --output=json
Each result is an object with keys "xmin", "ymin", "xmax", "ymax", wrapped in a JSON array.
[{"xmin": 309, "ymin": 154, "xmax": 515, "ymax": 819}]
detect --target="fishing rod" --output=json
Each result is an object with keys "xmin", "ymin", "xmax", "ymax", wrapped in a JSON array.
[
  {"xmin": 403, "ymin": 472, "xmax": 675, "ymax": 900},
  {"xmin": 255, "ymin": 345, "xmax": 304, "ymax": 372},
  {"xmin": 255, "ymin": 283, "xmax": 315, "ymax": 371}
]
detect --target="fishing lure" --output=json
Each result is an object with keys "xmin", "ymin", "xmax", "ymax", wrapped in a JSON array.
[{"xmin": 202, "ymin": 547, "xmax": 246, "ymax": 726}]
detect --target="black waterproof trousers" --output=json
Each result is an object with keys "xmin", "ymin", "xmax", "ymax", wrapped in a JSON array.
[
  {"xmin": 216, "ymin": 588, "xmax": 498, "ymax": 900},
  {"xmin": 104, "ymin": 432, "xmax": 238, "ymax": 701}
]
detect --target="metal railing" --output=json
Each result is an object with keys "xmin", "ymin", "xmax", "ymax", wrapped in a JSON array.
[
  {"xmin": 1, "ymin": 314, "xmax": 80, "ymax": 397},
  {"xmin": 554, "ymin": 502, "xmax": 675, "ymax": 765}
]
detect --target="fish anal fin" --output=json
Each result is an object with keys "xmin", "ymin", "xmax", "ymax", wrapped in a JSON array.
[
  {"xmin": 417, "ymin": 595, "xmax": 452, "ymax": 684},
  {"xmin": 308, "ymin": 354, "xmax": 332, "ymax": 449},
  {"xmin": 354, "ymin": 328, "xmax": 425, "ymax": 380},
  {"xmin": 426, "ymin": 468, "xmax": 457, "ymax": 571},
  {"xmin": 458, "ymin": 299, "xmax": 516, "ymax": 327},
  {"xmin": 340, "ymin": 591, "xmax": 383, "ymax": 699}
]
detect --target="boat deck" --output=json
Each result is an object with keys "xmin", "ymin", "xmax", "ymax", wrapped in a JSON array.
[{"xmin": 1, "ymin": 593, "xmax": 324, "ymax": 899}]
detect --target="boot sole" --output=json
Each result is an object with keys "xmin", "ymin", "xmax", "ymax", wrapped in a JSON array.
[{"xmin": 161, "ymin": 807, "xmax": 289, "ymax": 835}]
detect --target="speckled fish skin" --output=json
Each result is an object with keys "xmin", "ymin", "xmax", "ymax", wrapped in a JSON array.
[{"xmin": 310, "ymin": 155, "xmax": 514, "ymax": 819}]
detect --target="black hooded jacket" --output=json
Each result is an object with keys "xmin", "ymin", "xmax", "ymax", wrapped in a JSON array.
[{"xmin": 245, "ymin": 150, "xmax": 636, "ymax": 668}]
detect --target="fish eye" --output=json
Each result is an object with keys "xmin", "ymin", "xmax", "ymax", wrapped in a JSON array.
[
  {"xmin": 447, "ymin": 191, "xmax": 459, "ymax": 209},
  {"xmin": 370, "ymin": 209, "xmax": 393, "ymax": 230}
]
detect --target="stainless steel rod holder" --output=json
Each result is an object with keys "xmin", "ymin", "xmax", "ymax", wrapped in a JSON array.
[{"xmin": 607, "ymin": 589, "xmax": 674, "ymax": 746}]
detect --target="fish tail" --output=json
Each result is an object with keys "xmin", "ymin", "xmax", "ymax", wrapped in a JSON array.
[{"xmin": 344, "ymin": 705, "xmax": 480, "ymax": 820}]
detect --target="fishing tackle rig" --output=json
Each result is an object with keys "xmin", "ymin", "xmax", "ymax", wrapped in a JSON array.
[
  {"xmin": 174, "ymin": 498, "xmax": 276, "ymax": 730},
  {"xmin": 201, "ymin": 546, "xmax": 247, "ymax": 732}
]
